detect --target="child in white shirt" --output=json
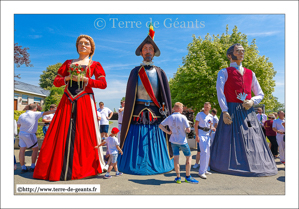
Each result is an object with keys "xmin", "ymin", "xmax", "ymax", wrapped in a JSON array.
[
  {"xmin": 95, "ymin": 127, "xmax": 123, "ymax": 178},
  {"xmin": 159, "ymin": 102, "xmax": 198, "ymax": 184}
]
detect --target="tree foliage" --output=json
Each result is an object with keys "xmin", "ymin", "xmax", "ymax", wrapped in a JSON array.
[
  {"xmin": 39, "ymin": 63, "xmax": 62, "ymax": 89},
  {"xmin": 14, "ymin": 43, "xmax": 33, "ymax": 68},
  {"xmin": 271, "ymin": 98, "xmax": 285, "ymax": 113},
  {"xmin": 169, "ymin": 25, "xmax": 279, "ymax": 113},
  {"xmin": 14, "ymin": 43, "xmax": 33, "ymax": 78},
  {"xmin": 44, "ymin": 86, "xmax": 65, "ymax": 111}
]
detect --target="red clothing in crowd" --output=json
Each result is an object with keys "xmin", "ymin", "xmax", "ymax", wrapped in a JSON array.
[{"xmin": 264, "ymin": 120, "xmax": 276, "ymax": 136}]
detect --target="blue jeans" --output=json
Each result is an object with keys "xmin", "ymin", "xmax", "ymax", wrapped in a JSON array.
[
  {"xmin": 171, "ymin": 143, "xmax": 191, "ymax": 157},
  {"xmin": 100, "ymin": 125, "xmax": 109, "ymax": 133},
  {"xmin": 111, "ymin": 153, "xmax": 118, "ymax": 163},
  {"xmin": 43, "ymin": 125, "xmax": 49, "ymax": 136}
]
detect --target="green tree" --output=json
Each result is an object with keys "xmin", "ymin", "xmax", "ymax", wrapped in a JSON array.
[
  {"xmin": 271, "ymin": 99, "xmax": 285, "ymax": 113},
  {"xmin": 44, "ymin": 86, "xmax": 65, "ymax": 111},
  {"xmin": 169, "ymin": 25, "xmax": 279, "ymax": 113},
  {"xmin": 39, "ymin": 63, "xmax": 62, "ymax": 89}
]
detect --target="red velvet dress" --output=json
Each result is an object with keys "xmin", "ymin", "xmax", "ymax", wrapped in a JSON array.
[{"xmin": 33, "ymin": 60, "xmax": 107, "ymax": 181}]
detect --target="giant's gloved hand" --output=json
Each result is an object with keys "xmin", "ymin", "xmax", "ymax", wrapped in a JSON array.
[
  {"xmin": 223, "ymin": 111, "xmax": 232, "ymax": 125},
  {"xmin": 242, "ymin": 99, "xmax": 254, "ymax": 110}
]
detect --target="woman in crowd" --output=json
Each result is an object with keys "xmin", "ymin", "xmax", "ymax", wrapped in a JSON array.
[{"xmin": 264, "ymin": 113, "xmax": 278, "ymax": 158}]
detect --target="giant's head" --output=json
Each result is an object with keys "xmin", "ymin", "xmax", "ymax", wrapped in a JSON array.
[
  {"xmin": 76, "ymin": 35, "xmax": 95, "ymax": 57},
  {"xmin": 226, "ymin": 43, "xmax": 245, "ymax": 62},
  {"xmin": 135, "ymin": 25, "xmax": 160, "ymax": 59},
  {"xmin": 140, "ymin": 42, "xmax": 155, "ymax": 62}
]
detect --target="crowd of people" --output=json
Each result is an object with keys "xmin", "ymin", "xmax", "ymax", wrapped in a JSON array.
[
  {"xmin": 15, "ymin": 100, "xmax": 285, "ymax": 182},
  {"xmin": 14, "ymin": 29, "xmax": 285, "ymax": 183}
]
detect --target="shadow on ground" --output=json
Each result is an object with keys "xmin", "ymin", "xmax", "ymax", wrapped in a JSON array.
[
  {"xmin": 277, "ymin": 176, "xmax": 285, "ymax": 182},
  {"xmin": 128, "ymin": 179, "xmax": 174, "ymax": 185}
]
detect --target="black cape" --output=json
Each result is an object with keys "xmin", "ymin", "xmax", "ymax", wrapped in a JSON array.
[{"xmin": 120, "ymin": 65, "xmax": 173, "ymax": 158}]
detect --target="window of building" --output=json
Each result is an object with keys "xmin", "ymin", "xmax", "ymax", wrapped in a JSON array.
[
  {"xmin": 34, "ymin": 97, "xmax": 42, "ymax": 106},
  {"xmin": 22, "ymin": 95, "xmax": 28, "ymax": 105},
  {"xmin": 14, "ymin": 93, "xmax": 19, "ymax": 99}
]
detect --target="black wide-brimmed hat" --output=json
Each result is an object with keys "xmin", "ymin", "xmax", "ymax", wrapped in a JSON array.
[{"xmin": 135, "ymin": 23, "xmax": 160, "ymax": 57}]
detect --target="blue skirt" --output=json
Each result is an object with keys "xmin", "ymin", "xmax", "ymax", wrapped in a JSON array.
[
  {"xmin": 117, "ymin": 124, "xmax": 174, "ymax": 175},
  {"xmin": 210, "ymin": 102, "xmax": 278, "ymax": 177}
]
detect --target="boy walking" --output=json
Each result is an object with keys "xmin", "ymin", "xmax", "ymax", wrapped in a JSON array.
[
  {"xmin": 95, "ymin": 127, "xmax": 123, "ymax": 179},
  {"xmin": 195, "ymin": 102, "xmax": 216, "ymax": 179},
  {"xmin": 159, "ymin": 102, "xmax": 198, "ymax": 184}
]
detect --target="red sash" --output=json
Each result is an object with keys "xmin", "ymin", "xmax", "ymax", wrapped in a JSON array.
[{"xmin": 138, "ymin": 66, "xmax": 161, "ymax": 108}]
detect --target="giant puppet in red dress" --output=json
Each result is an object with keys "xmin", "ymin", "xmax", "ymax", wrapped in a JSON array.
[{"xmin": 33, "ymin": 35, "xmax": 107, "ymax": 181}]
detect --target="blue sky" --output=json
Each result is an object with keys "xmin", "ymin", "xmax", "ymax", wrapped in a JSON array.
[{"xmin": 14, "ymin": 14, "xmax": 285, "ymax": 111}]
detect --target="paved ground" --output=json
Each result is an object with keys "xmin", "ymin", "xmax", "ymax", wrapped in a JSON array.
[{"xmin": 14, "ymin": 147, "xmax": 285, "ymax": 195}]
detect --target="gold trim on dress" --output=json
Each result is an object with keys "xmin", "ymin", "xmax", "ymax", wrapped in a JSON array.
[
  {"xmin": 66, "ymin": 82, "xmax": 87, "ymax": 99},
  {"xmin": 121, "ymin": 69, "xmax": 140, "ymax": 149},
  {"xmin": 132, "ymin": 108, "xmax": 161, "ymax": 118},
  {"xmin": 58, "ymin": 74, "xmax": 63, "ymax": 77},
  {"xmin": 97, "ymin": 75, "xmax": 105, "ymax": 79},
  {"xmin": 165, "ymin": 133, "xmax": 173, "ymax": 160}
]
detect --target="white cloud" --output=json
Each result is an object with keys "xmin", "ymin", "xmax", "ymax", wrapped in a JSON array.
[
  {"xmin": 246, "ymin": 31, "xmax": 281, "ymax": 37},
  {"xmin": 104, "ymin": 63, "xmax": 136, "ymax": 71},
  {"xmin": 93, "ymin": 79, "xmax": 127, "ymax": 101},
  {"xmin": 93, "ymin": 37, "xmax": 135, "ymax": 45},
  {"xmin": 96, "ymin": 44, "xmax": 131, "ymax": 54},
  {"xmin": 46, "ymin": 27, "xmax": 54, "ymax": 33},
  {"xmin": 28, "ymin": 35, "xmax": 42, "ymax": 39},
  {"xmin": 275, "ymin": 81, "xmax": 284, "ymax": 86}
]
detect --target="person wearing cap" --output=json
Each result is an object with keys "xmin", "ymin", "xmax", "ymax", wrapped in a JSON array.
[
  {"xmin": 210, "ymin": 43, "xmax": 277, "ymax": 177},
  {"xmin": 264, "ymin": 113, "xmax": 278, "ymax": 158},
  {"xmin": 118, "ymin": 24, "xmax": 174, "ymax": 175},
  {"xmin": 95, "ymin": 127, "xmax": 123, "ymax": 179}
]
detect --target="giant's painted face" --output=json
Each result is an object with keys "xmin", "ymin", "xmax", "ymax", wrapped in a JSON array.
[
  {"xmin": 232, "ymin": 45, "xmax": 245, "ymax": 61},
  {"xmin": 77, "ymin": 38, "xmax": 92, "ymax": 56},
  {"xmin": 140, "ymin": 43, "xmax": 155, "ymax": 62}
]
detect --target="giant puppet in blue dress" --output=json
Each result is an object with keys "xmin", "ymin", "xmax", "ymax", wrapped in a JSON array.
[
  {"xmin": 118, "ymin": 25, "xmax": 174, "ymax": 175},
  {"xmin": 210, "ymin": 43, "xmax": 278, "ymax": 177}
]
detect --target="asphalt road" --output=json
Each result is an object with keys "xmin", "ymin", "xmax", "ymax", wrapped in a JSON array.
[{"xmin": 14, "ymin": 148, "xmax": 285, "ymax": 195}]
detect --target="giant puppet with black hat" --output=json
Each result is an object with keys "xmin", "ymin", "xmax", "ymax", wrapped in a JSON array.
[{"xmin": 117, "ymin": 24, "xmax": 174, "ymax": 175}]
